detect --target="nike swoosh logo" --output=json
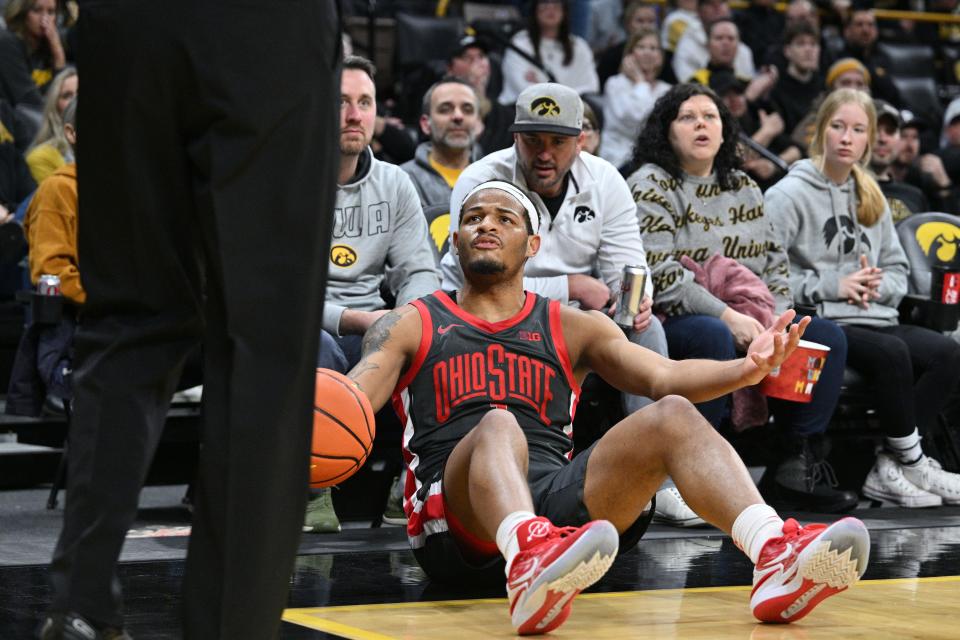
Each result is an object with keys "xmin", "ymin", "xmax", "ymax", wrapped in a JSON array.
[{"xmin": 437, "ymin": 324, "xmax": 463, "ymax": 335}]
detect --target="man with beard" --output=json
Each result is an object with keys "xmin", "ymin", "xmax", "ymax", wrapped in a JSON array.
[
  {"xmin": 870, "ymin": 100, "xmax": 928, "ymax": 222},
  {"xmin": 401, "ymin": 77, "xmax": 482, "ymax": 209},
  {"xmin": 306, "ymin": 56, "xmax": 439, "ymax": 534}
]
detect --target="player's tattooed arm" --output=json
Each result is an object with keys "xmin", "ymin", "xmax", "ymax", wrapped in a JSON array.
[{"xmin": 348, "ymin": 306, "xmax": 418, "ymax": 409}]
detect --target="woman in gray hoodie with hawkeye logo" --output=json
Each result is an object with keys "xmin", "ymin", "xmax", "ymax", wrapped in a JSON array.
[{"xmin": 765, "ymin": 88, "xmax": 960, "ymax": 509}]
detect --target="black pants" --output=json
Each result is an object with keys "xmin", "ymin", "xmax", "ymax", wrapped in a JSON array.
[
  {"xmin": 842, "ymin": 323, "xmax": 960, "ymax": 438},
  {"xmin": 50, "ymin": 2, "xmax": 340, "ymax": 638}
]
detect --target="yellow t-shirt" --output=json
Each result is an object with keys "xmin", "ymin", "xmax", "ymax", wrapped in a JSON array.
[{"xmin": 428, "ymin": 153, "xmax": 464, "ymax": 189}]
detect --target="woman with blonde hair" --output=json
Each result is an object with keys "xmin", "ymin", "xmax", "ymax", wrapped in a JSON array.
[
  {"xmin": 25, "ymin": 66, "xmax": 76, "ymax": 183},
  {"xmin": 765, "ymin": 88, "xmax": 960, "ymax": 508}
]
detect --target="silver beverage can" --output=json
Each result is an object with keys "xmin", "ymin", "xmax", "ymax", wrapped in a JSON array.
[
  {"xmin": 37, "ymin": 274, "xmax": 61, "ymax": 296},
  {"xmin": 613, "ymin": 265, "xmax": 647, "ymax": 328}
]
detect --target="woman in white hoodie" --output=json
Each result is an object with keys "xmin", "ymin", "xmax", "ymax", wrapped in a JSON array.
[{"xmin": 765, "ymin": 88, "xmax": 960, "ymax": 508}]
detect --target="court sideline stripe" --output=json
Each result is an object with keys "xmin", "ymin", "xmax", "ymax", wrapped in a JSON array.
[{"xmin": 282, "ymin": 575, "xmax": 960, "ymax": 636}]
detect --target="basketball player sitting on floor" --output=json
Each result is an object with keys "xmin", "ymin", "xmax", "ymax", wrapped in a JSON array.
[{"xmin": 346, "ymin": 180, "xmax": 871, "ymax": 635}]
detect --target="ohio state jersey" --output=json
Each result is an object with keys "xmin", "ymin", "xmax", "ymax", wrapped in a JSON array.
[{"xmin": 391, "ymin": 290, "xmax": 581, "ymax": 549}]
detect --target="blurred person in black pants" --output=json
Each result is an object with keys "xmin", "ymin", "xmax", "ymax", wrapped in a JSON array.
[{"xmin": 40, "ymin": 1, "xmax": 341, "ymax": 639}]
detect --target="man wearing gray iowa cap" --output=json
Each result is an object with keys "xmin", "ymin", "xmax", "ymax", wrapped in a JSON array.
[{"xmin": 439, "ymin": 83, "xmax": 700, "ymax": 519}]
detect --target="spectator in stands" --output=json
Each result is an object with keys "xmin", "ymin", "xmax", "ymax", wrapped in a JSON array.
[
  {"xmin": 596, "ymin": 1, "xmax": 662, "ymax": 87},
  {"xmin": 601, "ymin": 27, "xmax": 671, "ymax": 169},
  {"xmin": 770, "ymin": 21, "xmax": 825, "ymax": 138},
  {"xmin": 581, "ymin": 99, "xmax": 601, "ymax": 155},
  {"xmin": 672, "ymin": 0, "xmax": 755, "ymax": 83},
  {"xmin": 826, "ymin": 57, "xmax": 871, "ymax": 94},
  {"xmin": 23, "ymin": 94, "xmax": 78, "ymax": 301},
  {"xmin": 5, "ymin": 95, "xmax": 76, "ymax": 417},
  {"xmin": 936, "ymin": 98, "xmax": 960, "ymax": 190},
  {"xmin": 401, "ymin": 77, "xmax": 481, "ymax": 209},
  {"xmin": 734, "ymin": 0, "xmax": 784, "ymax": 67},
  {"xmin": 690, "ymin": 19, "xmax": 777, "ymax": 105},
  {"xmin": 893, "ymin": 116, "xmax": 958, "ymax": 212},
  {"xmin": 447, "ymin": 35, "xmax": 514, "ymax": 156},
  {"xmin": 438, "ymin": 83, "xmax": 696, "ymax": 525},
  {"xmin": 3, "ymin": 0, "xmax": 67, "ymax": 95},
  {"xmin": 661, "ymin": 0, "xmax": 698, "ymax": 56},
  {"xmin": 709, "ymin": 70, "xmax": 800, "ymax": 188},
  {"xmin": 765, "ymin": 88, "xmax": 960, "ymax": 508},
  {"xmin": 0, "ymin": 26, "xmax": 43, "ymax": 116},
  {"xmin": 307, "ymin": 56, "xmax": 440, "ymax": 534},
  {"xmin": 870, "ymin": 100, "xmax": 929, "ymax": 221},
  {"xmin": 840, "ymin": 8, "xmax": 902, "ymax": 106},
  {"xmin": 0, "ymin": 98, "xmax": 35, "ymax": 224},
  {"xmin": 25, "ymin": 66, "xmax": 75, "ymax": 184},
  {"xmin": 629, "ymin": 83, "xmax": 856, "ymax": 513},
  {"xmin": 498, "ymin": 0, "xmax": 600, "ymax": 106},
  {"xmin": 760, "ymin": 0, "xmax": 835, "ymax": 73}
]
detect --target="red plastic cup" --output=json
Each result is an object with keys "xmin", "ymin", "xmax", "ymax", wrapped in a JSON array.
[{"xmin": 759, "ymin": 340, "xmax": 830, "ymax": 403}]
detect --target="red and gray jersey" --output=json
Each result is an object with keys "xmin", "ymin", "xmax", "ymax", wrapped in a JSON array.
[{"xmin": 391, "ymin": 290, "xmax": 580, "ymax": 549}]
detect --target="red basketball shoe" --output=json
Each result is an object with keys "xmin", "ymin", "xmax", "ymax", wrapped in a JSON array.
[
  {"xmin": 751, "ymin": 517, "xmax": 870, "ymax": 623},
  {"xmin": 507, "ymin": 517, "xmax": 619, "ymax": 635}
]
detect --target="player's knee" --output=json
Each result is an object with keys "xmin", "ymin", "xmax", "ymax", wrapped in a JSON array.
[
  {"xmin": 475, "ymin": 409, "xmax": 525, "ymax": 442},
  {"xmin": 653, "ymin": 395, "xmax": 710, "ymax": 437}
]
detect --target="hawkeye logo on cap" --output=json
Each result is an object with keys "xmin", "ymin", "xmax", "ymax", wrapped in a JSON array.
[{"xmin": 530, "ymin": 97, "xmax": 560, "ymax": 117}]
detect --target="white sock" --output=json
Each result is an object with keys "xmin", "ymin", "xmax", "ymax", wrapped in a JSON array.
[
  {"xmin": 886, "ymin": 429, "xmax": 924, "ymax": 466},
  {"xmin": 496, "ymin": 510, "xmax": 536, "ymax": 573},
  {"xmin": 731, "ymin": 503, "xmax": 785, "ymax": 565}
]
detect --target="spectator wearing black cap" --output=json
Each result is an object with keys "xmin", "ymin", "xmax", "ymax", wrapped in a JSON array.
[
  {"xmin": 893, "ymin": 116, "xmax": 959, "ymax": 212},
  {"xmin": 871, "ymin": 100, "xmax": 929, "ymax": 221},
  {"xmin": 770, "ymin": 21, "xmax": 825, "ymax": 137},
  {"xmin": 448, "ymin": 34, "xmax": 515, "ymax": 155}
]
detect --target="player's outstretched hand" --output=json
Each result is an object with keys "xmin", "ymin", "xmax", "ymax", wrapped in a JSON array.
[{"xmin": 742, "ymin": 310, "xmax": 811, "ymax": 385}]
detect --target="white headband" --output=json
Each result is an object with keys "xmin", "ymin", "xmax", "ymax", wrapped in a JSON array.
[{"xmin": 460, "ymin": 180, "xmax": 541, "ymax": 235}]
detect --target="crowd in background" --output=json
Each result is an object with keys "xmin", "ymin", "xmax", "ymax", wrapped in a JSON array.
[{"xmin": 4, "ymin": 0, "xmax": 960, "ymax": 531}]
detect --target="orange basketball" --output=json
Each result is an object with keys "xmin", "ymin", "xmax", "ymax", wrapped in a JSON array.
[{"xmin": 311, "ymin": 368, "xmax": 376, "ymax": 488}]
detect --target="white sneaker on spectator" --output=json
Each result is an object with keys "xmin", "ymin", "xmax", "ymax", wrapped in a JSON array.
[
  {"xmin": 653, "ymin": 487, "xmax": 707, "ymax": 527},
  {"xmin": 900, "ymin": 455, "xmax": 960, "ymax": 505},
  {"xmin": 862, "ymin": 452, "xmax": 942, "ymax": 508}
]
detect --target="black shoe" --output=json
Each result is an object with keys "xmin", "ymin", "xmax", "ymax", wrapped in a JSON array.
[
  {"xmin": 765, "ymin": 437, "xmax": 859, "ymax": 514},
  {"xmin": 38, "ymin": 613, "xmax": 132, "ymax": 640}
]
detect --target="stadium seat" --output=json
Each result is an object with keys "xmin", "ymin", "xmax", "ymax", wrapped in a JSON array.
[
  {"xmin": 895, "ymin": 212, "xmax": 960, "ymax": 296},
  {"xmin": 876, "ymin": 42, "xmax": 936, "ymax": 79},
  {"xmin": 891, "ymin": 76, "xmax": 944, "ymax": 133}
]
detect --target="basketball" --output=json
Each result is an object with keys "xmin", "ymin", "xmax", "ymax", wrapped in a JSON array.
[{"xmin": 311, "ymin": 368, "xmax": 376, "ymax": 488}]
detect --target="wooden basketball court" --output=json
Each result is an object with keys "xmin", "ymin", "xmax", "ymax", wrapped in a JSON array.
[{"xmin": 283, "ymin": 576, "xmax": 960, "ymax": 639}]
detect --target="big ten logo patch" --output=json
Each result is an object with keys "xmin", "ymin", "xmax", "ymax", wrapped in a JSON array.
[
  {"xmin": 530, "ymin": 96, "xmax": 560, "ymax": 117},
  {"xmin": 333, "ymin": 202, "xmax": 391, "ymax": 239},
  {"xmin": 330, "ymin": 245, "xmax": 358, "ymax": 267},
  {"xmin": 915, "ymin": 221, "xmax": 960, "ymax": 264},
  {"xmin": 573, "ymin": 206, "xmax": 595, "ymax": 223}
]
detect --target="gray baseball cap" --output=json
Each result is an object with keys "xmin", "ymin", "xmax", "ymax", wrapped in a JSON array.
[{"xmin": 510, "ymin": 83, "xmax": 583, "ymax": 137}]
